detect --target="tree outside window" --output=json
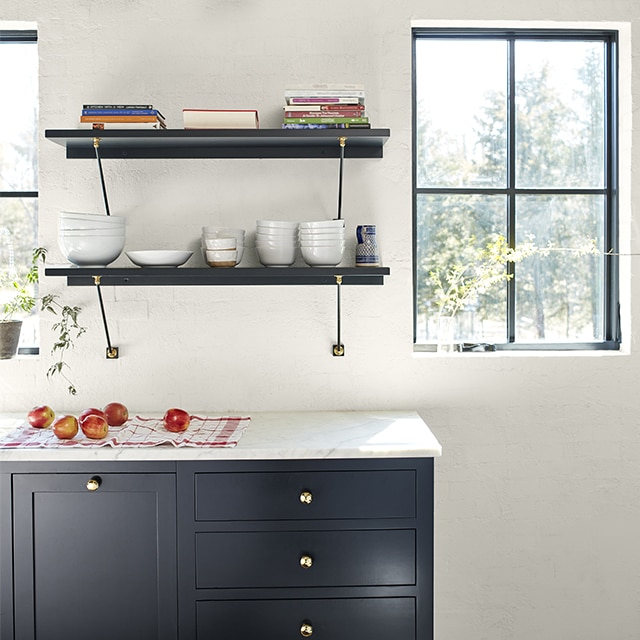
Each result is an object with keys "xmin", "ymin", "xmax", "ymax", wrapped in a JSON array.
[{"xmin": 413, "ymin": 29, "xmax": 619, "ymax": 351}]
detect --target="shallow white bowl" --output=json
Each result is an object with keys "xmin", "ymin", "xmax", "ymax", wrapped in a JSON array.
[
  {"xmin": 256, "ymin": 227, "xmax": 298, "ymax": 238},
  {"xmin": 300, "ymin": 243, "xmax": 345, "ymax": 267},
  {"xmin": 299, "ymin": 219, "xmax": 345, "ymax": 229},
  {"xmin": 202, "ymin": 226, "xmax": 245, "ymax": 238},
  {"xmin": 60, "ymin": 234, "xmax": 125, "ymax": 267},
  {"xmin": 201, "ymin": 236, "xmax": 236, "ymax": 250},
  {"xmin": 126, "ymin": 250, "xmax": 193, "ymax": 268},
  {"xmin": 256, "ymin": 220, "xmax": 299, "ymax": 230},
  {"xmin": 256, "ymin": 243, "xmax": 297, "ymax": 267},
  {"xmin": 60, "ymin": 229, "xmax": 126, "ymax": 237},
  {"xmin": 299, "ymin": 239, "xmax": 345, "ymax": 247}
]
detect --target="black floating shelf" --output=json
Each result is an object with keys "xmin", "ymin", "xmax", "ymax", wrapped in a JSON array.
[
  {"xmin": 44, "ymin": 128, "xmax": 390, "ymax": 159},
  {"xmin": 45, "ymin": 266, "xmax": 390, "ymax": 287}
]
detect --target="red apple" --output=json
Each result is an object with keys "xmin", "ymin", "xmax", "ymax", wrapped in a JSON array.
[
  {"xmin": 79, "ymin": 407, "xmax": 106, "ymax": 424},
  {"xmin": 52, "ymin": 415, "xmax": 78, "ymax": 440},
  {"xmin": 103, "ymin": 402, "xmax": 129, "ymax": 427},
  {"xmin": 163, "ymin": 408, "xmax": 190, "ymax": 433},
  {"xmin": 80, "ymin": 414, "xmax": 109, "ymax": 440},
  {"xmin": 27, "ymin": 405, "xmax": 55, "ymax": 428}
]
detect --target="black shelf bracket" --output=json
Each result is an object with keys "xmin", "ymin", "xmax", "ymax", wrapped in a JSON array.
[
  {"xmin": 336, "ymin": 136, "xmax": 346, "ymax": 220},
  {"xmin": 93, "ymin": 137, "xmax": 112, "ymax": 216},
  {"xmin": 93, "ymin": 276, "xmax": 119, "ymax": 359},
  {"xmin": 332, "ymin": 275, "xmax": 345, "ymax": 356}
]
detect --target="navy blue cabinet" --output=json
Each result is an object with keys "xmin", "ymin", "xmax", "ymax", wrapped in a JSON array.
[
  {"xmin": 178, "ymin": 458, "xmax": 434, "ymax": 640},
  {"xmin": 0, "ymin": 457, "xmax": 433, "ymax": 640}
]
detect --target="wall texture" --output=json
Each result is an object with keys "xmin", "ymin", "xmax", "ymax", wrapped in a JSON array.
[{"xmin": 1, "ymin": 1, "xmax": 639, "ymax": 638}]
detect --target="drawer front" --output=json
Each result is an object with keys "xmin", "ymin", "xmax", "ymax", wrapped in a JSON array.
[
  {"xmin": 194, "ymin": 470, "xmax": 416, "ymax": 521},
  {"xmin": 196, "ymin": 597, "xmax": 415, "ymax": 640},
  {"xmin": 196, "ymin": 529, "xmax": 415, "ymax": 588}
]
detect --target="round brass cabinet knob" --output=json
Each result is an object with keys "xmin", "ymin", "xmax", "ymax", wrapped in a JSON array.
[
  {"xmin": 299, "ymin": 491, "xmax": 313, "ymax": 505},
  {"xmin": 300, "ymin": 623, "xmax": 313, "ymax": 637},
  {"xmin": 86, "ymin": 476, "xmax": 102, "ymax": 492},
  {"xmin": 299, "ymin": 555, "xmax": 313, "ymax": 569}
]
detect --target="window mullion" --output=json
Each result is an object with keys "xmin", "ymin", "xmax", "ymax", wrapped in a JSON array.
[{"xmin": 506, "ymin": 37, "xmax": 517, "ymax": 343}]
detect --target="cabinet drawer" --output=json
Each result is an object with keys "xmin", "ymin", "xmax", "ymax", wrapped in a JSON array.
[
  {"xmin": 195, "ymin": 529, "xmax": 415, "ymax": 588},
  {"xmin": 194, "ymin": 470, "xmax": 416, "ymax": 521},
  {"xmin": 196, "ymin": 597, "xmax": 415, "ymax": 640}
]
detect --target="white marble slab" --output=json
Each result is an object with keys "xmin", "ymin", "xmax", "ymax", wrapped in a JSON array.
[{"xmin": 0, "ymin": 411, "xmax": 441, "ymax": 462}]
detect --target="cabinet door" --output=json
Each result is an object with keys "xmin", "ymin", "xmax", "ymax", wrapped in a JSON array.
[{"xmin": 12, "ymin": 472, "xmax": 177, "ymax": 640}]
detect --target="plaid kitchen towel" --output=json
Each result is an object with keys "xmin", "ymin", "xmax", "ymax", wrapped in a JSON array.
[{"xmin": 0, "ymin": 415, "xmax": 250, "ymax": 448}]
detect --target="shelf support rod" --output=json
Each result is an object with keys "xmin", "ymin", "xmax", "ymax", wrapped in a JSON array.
[
  {"xmin": 93, "ymin": 276, "xmax": 119, "ymax": 359},
  {"xmin": 336, "ymin": 136, "xmax": 347, "ymax": 220},
  {"xmin": 332, "ymin": 275, "xmax": 345, "ymax": 356},
  {"xmin": 93, "ymin": 137, "xmax": 112, "ymax": 216}
]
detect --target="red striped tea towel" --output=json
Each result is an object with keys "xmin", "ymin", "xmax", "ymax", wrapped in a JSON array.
[{"xmin": 0, "ymin": 415, "xmax": 250, "ymax": 448}]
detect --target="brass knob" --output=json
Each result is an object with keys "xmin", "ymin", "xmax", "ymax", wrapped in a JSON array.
[
  {"xmin": 86, "ymin": 476, "xmax": 101, "ymax": 492},
  {"xmin": 299, "ymin": 491, "xmax": 313, "ymax": 505},
  {"xmin": 300, "ymin": 623, "xmax": 313, "ymax": 637},
  {"xmin": 299, "ymin": 555, "xmax": 313, "ymax": 569}
]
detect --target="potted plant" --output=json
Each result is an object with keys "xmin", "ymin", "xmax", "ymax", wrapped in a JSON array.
[
  {"xmin": 1, "ymin": 247, "xmax": 86, "ymax": 394},
  {"xmin": 0, "ymin": 246, "xmax": 40, "ymax": 359}
]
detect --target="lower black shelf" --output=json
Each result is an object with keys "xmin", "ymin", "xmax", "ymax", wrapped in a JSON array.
[{"xmin": 45, "ymin": 266, "xmax": 390, "ymax": 286}]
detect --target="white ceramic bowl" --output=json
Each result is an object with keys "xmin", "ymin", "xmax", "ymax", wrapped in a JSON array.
[
  {"xmin": 59, "ymin": 234, "xmax": 125, "ymax": 267},
  {"xmin": 202, "ymin": 226, "xmax": 245, "ymax": 238},
  {"xmin": 205, "ymin": 249, "xmax": 238, "ymax": 267},
  {"xmin": 300, "ymin": 243, "xmax": 345, "ymax": 267},
  {"xmin": 256, "ymin": 220, "xmax": 299, "ymax": 230},
  {"xmin": 201, "ymin": 236, "xmax": 236, "ymax": 250},
  {"xmin": 256, "ymin": 243, "xmax": 297, "ymax": 267},
  {"xmin": 299, "ymin": 220, "xmax": 345, "ymax": 229},
  {"xmin": 60, "ymin": 212, "xmax": 126, "ymax": 223},
  {"xmin": 60, "ymin": 229, "xmax": 126, "ymax": 237},
  {"xmin": 298, "ymin": 230, "xmax": 345, "ymax": 239},
  {"xmin": 255, "ymin": 238, "xmax": 298, "ymax": 248},
  {"xmin": 256, "ymin": 227, "xmax": 298, "ymax": 238},
  {"xmin": 299, "ymin": 239, "xmax": 345, "ymax": 247},
  {"xmin": 126, "ymin": 250, "xmax": 193, "ymax": 268}
]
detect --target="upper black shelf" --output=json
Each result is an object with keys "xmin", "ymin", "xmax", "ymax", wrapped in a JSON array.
[
  {"xmin": 44, "ymin": 128, "xmax": 391, "ymax": 159},
  {"xmin": 45, "ymin": 266, "xmax": 390, "ymax": 287}
]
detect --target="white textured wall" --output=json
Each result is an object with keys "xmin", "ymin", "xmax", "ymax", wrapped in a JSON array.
[{"xmin": 2, "ymin": 1, "xmax": 639, "ymax": 638}]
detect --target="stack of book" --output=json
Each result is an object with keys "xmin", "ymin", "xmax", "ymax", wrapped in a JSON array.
[
  {"xmin": 80, "ymin": 104, "xmax": 166, "ymax": 129},
  {"xmin": 282, "ymin": 84, "xmax": 369, "ymax": 130},
  {"xmin": 183, "ymin": 109, "xmax": 259, "ymax": 129}
]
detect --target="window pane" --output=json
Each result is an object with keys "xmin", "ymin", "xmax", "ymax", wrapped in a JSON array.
[
  {"xmin": 415, "ymin": 39, "xmax": 507, "ymax": 188},
  {"xmin": 415, "ymin": 194, "xmax": 507, "ymax": 343},
  {"xmin": 515, "ymin": 195, "xmax": 604, "ymax": 341},
  {"xmin": 515, "ymin": 40, "xmax": 605, "ymax": 189},
  {"xmin": 0, "ymin": 40, "xmax": 38, "ymax": 192},
  {"xmin": 0, "ymin": 197, "xmax": 39, "ymax": 347}
]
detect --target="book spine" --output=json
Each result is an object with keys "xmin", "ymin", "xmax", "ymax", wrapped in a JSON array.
[
  {"xmin": 283, "ymin": 116, "xmax": 369, "ymax": 124},
  {"xmin": 281, "ymin": 123, "xmax": 371, "ymax": 129},
  {"xmin": 284, "ymin": 104, "xmax": 366, "ymax": 112},
  {"xmin": 80, "ymin": 115, "xmax": 163, "ymax": 123},
  {"xmin": 285, "ymin": 89, "xmax": 366, "ymax": 98},
  {"xmin": 284, "ymin": 110, "xmax": 365, "ymax": 118},
  {"xmin": 287, "ymin": 97, "xmax": 364, "ymax": 105},
  {"xmin": 90, "ymin": 122, "xmax": 166, "ymax": 130},
  {"xmin": 82, "ymin": 104, "xmax": 154, "ymax": 109},
  {"xmin": 285, "ymin": 83, "xmax": 365, "ymax": 91},
  {"xmin": 82, "ymin": 108, "xmax": 163, "ymax": 116}
]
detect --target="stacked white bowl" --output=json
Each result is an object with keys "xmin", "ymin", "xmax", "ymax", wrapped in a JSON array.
[
  {"xmin": 59, "ymin": 212, "xmax": 126, "ymax": 267},
  {"xmin": 201, "ymin": 227, "xmax": 245, "ymax": 267},
  {"xmin": 255, "ymin": 220, "xmax": 299, "ymax": 267},
  {"xmin": 299, "ymin": 219, "xmax": 346, "ymax": 267}
]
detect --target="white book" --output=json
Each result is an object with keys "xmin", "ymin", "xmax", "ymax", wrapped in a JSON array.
[
  {"xmin": 183, "ymin": 109, "xmax": 259, "ymax": 129},
  {"xmin": 285, "ymin": 83, "xmax": 365, "ymax": 92}
]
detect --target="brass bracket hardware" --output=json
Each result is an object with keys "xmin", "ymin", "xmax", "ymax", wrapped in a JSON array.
[
  {"xmin": 332, "ymin": 275, "xmax": 345, "ymax": 356},
  {"xmin": 93, "ymin": 276, "xmax": 119, "ymax": 359},
  {"xmin": 86, "ymin": 476, "xmax": 102, "ymax": 492},
  {"xmin": 299, "ymin": 491, "xmax": 313, "ymax": 504},
  {"xmin": 300, "ymin": 622, "xmax": 314, "ymax": 637},
  {"xmin": 336, "ymin": 136, "xmax": 347, "ymax": 220}
]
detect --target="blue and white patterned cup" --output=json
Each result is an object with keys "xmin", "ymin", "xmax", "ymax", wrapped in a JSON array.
[{"xmin": 355, "ymin": 224, "xmax": 380, "ymax": 267}]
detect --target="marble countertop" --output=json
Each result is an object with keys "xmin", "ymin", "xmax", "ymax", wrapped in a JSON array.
[{"xmin": 0, "ymin": 410, "xmax": 441, "ymax": 461}]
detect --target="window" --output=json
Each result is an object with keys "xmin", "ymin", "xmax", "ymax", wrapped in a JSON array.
[
  {"xmin": 0, "ymin": 29, "xmax": 38, "ymax": 353},
  {"xmin": 413, "ymin": 28, "xmax": 619, "ymax": 351}
]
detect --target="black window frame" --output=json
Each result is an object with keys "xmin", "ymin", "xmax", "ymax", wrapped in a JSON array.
[
  {"xmin": 412, "ymin": 27, "xmax": 620, "ymax": 351},
  {"xmin": 0, "ymin": 28, "xmax": 39, "ymax": 355}
]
